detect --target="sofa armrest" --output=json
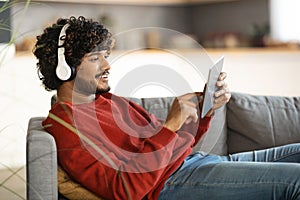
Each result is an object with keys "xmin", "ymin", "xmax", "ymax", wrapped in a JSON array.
[{"xmin": 26, "ymin": 117, "xmax": 58, "ymax": 200}]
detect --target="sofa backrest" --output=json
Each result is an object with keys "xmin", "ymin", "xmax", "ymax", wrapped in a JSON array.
[
  {"xmin": 127, "ymin": 96, "xmax": 228, "ymax": 155},
  {"xmin": 226, "ymin": 92, "xmax": 300, "ymax": 154}
]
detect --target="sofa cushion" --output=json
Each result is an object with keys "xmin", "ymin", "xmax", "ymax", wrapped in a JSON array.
[
  {"xmin": 57, "ymin": 165, "xmax": 103, "ymax": 200},
  {"xmin": 227, "ymin": 92, "xmax": 300, "ymax": 154}
]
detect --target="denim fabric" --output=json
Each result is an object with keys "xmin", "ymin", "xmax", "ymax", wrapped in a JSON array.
[{"xmin": 158, "ymin": 143, "xmax": 300, "ymax": 200}]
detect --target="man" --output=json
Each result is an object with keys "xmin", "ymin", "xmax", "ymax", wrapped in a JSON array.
[{"xmin": 34, "ymin": 16, "xmax": 300, "ymax": 200}]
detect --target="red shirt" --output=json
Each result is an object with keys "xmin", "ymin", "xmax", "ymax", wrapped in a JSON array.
[{"xmin": 43, "ymin": 93, "xmax": 211, "ymax": 200}]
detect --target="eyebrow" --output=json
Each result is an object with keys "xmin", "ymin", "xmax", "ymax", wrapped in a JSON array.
[{"xmin": 86, "ymin": 51, "xmax": 107, "ymax": 57}]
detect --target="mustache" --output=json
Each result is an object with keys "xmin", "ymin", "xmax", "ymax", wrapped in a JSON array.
[{"xmin": 95, "ymin": 70, "xmax": 109, "ymax": 79}]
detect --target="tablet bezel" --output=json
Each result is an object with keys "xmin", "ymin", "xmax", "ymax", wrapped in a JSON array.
[{"xmin": 201, "ymin": 56, "xmax": 224, "ymax": 118}]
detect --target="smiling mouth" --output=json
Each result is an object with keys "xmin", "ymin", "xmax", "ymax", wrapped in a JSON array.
[{"xmin": 95, "ymin": 71, "xmax": 109, "ymax": 79}]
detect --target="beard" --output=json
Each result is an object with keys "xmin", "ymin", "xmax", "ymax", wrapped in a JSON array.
[
  {"xmin": 95, "ymin": 86, "xmax": 111, "ymax": 94},
  {"xmin": 74, "ymin": 77, "xmax": 111, "ymax": 96}
]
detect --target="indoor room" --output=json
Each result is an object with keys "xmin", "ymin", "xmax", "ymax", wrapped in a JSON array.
[{"xmin": 0, "ymin": 0, "xmax": 299, "ymax": 199}]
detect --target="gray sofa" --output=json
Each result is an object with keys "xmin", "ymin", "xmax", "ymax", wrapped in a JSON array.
[{"xmin": 26, "ymin": 92, "xmax": 300, "ymax": 200}]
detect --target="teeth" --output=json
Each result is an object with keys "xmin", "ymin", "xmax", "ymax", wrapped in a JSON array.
[
  {"xmin": 96, "ymin": 71, "xmax": 109, "ymax": 79},
  {"xmin": 100, "ymin": 74, "xmax": 108, "ymax": 79}
]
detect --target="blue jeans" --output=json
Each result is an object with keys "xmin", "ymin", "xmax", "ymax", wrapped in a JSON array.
[{"xmin": 158, "ymin": 143, "xmax": 300, "ymax": 200}]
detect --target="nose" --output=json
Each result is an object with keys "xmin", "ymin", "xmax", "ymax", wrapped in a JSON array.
[{"xmin": 101, "ymin": 58, "xmax": 111, "ymax": 71}]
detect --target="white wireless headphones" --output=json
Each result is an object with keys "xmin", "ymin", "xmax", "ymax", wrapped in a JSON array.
[{"xmin": 56, "ymin": 24, "xmax": 75, "ymax": 81}]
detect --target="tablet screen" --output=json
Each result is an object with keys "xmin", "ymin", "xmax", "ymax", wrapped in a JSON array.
[{"xmin": 201, "ymin": 56, "xmax": 224, "ymax": 118}]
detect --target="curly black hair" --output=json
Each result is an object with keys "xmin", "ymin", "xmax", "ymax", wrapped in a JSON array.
[{"xmin": 33, "ymin": 16, "xmax": 113, "ymax": 91}]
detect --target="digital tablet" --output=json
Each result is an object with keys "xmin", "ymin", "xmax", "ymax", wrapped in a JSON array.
[{"xmin": 201, "ymin": 56, "xmax": 224, "ymax": 118}]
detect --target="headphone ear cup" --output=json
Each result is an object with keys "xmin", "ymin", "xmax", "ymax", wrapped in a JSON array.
[
  {"xmin": 56, "ymin": 24, "xmax": 76, "ymax": 81},
  {"xmin": 56, "ymin": 50, "xmax": 74, "ymax": 81},
  {"xmin": 67, "ymin": 64, "xmax": 76, "ymax": 81},
  {"xmin": 69, "ymin": 65, "xmax": 76, "ymax": 80}
]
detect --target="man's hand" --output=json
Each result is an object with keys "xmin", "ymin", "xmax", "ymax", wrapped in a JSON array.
[
  {"xmin": 205, "ymin": 72, "xmax": 231, "ymax": 117},
  {"xmin": 164, "ymin": 93, "xmax": 200, "ymax": 132},
  {"xmin": 163, "ymin": 72, "xmax": 230, "ymax": 132}
]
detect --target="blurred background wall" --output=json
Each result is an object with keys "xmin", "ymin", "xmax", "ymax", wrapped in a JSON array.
[{"xmin": 11, "ymin": 0, "xmax": 270, "ymax": 51}]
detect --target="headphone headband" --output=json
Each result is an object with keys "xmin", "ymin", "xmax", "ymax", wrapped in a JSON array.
[{"xmin": 58, "ymin": 24, "xmax": 70, "ymax": 47}]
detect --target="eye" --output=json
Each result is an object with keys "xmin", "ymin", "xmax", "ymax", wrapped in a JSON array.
[
  {"xmin": 98, "ymin": 50, "xmax": 109, "ymax": 59},
  {"xmin": 103, "ymin": 52, "xmax": 109, "ymax": 59},
  {"xmin": 90, "ymin": 55, "xmax": 99, "ymax": 62}
]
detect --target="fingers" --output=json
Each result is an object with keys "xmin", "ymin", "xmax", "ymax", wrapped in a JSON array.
[
  {"xmin": 214, "ymin": 92, "xmax": 231, "ymax": 105},
  {"xmin": 164, "ymin": 96, "xmax": 199, "ymax": 131},
  {"xmin": 215, "ymin": 83, "xmax": 229, "ymax": 98},
  {"xmin": 185, "ymin": 104, "xmax": 198, "ymax": 124},
  {"xmin": 218, "ymin": 72, "xmax": 227, "ymax": 80},
  {"xmin": 215, "ymin": 71, "xmax": 229, "ymax": 96},
  {"xmin": 216, "ymin": 79, "xmax": 228, "ymax": 88},
  {"xmin": 180, "ymin": 99, "xmax": 198, "ymax": 124},
  {"xmin": 212, "ymin": 71, "xmax": 231, "ymax": 111}
]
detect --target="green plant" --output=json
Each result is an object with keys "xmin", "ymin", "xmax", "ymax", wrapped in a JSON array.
[{"xmin": 0, "ymin": 0, "xmax": 31, "ymax": 66}]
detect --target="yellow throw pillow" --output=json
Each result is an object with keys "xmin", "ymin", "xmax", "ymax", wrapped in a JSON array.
[{"xmin": 57, "ymin": 165, "xmax": 103, "ymax": 200}]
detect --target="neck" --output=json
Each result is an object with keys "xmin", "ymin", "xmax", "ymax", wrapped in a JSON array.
[{"xmin": 57, "ymin": 81, "xmax": 95, "ymax": 104}]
